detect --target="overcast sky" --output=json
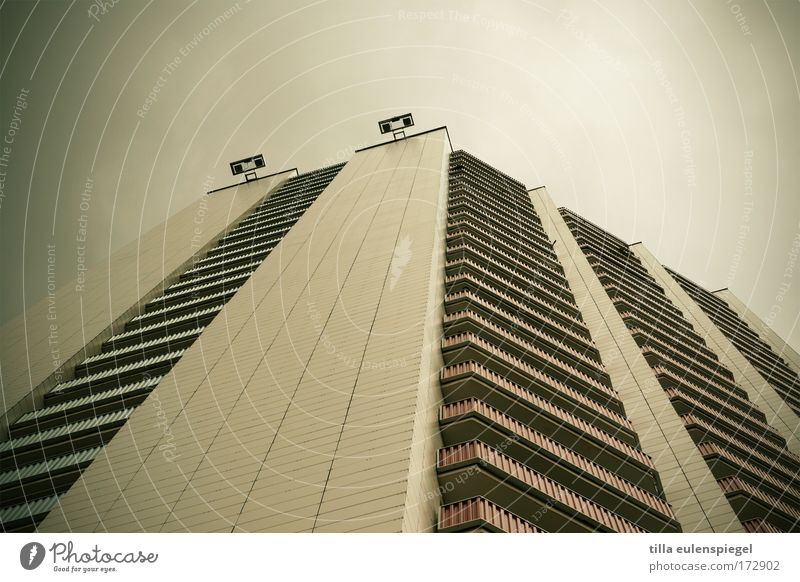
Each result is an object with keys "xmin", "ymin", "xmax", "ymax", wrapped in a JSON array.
[{"xmin": 1, "ymin": 0, "xmax": 798, "ymax": 350}]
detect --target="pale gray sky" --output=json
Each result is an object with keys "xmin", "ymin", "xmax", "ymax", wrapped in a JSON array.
[{"xmin": 1, "ymin": 0, "xmax": 798, "ymax": 350}]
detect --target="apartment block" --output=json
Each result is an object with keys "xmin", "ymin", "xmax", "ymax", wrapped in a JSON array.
[{"xmin": 1, "ymin": 129, "xmax": 797, "ymax": 532}]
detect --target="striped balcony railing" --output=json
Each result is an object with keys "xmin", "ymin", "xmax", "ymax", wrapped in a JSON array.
[{"xmin": 438, "ymin": 497, "xmax": 543, "ymax": 533}]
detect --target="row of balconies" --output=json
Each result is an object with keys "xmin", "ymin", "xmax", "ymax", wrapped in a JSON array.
[
  {"xmin": 561, "ymin": 207, "xmax": 800, "ymax": 533},
  {"xmin": 448, "ymin": 197, "xmax": 551, "ymax": 250},
  {"xmin": 680, "ymin": 414, "xmax": 799, "ymax": 480},
  {"xmin": 697, "ymin": 441, "xmax": 800, "ymax": 507},
  {"xmin": 202, "ymin": 232, "xmax": 284, "ymax": 262},
  {"xmin": 634, "ymin": 335, "xmax": 738, "ymax": 393},
  {"xmin": 717, "ymin": 475, "xmax": 800, "ymax": 532},
  {"xmin": 641, "ymin": 345, "xmax": 747, "ymax": 401},
  {"xmin": 627, "ymin": 326, "xmax": 725, "ymax": 377},
  {"xmin": 618, "ymin": 309, "xmax": 716, "ymax": 360},
  {"xmin": 447, "ymin": 216, "xmax": 561, "ymax": 269},
  {"xmin": 438, "ymin": 158, "xmax": 678, "ymax": 533},
  {"xmin": 438, "ymin": 441, "xmax": 647, "ymax": 532},
  {"xmin": 446, "ymin": 220, "xmax": 563, "ymax": 277},
  {"xmin": 104, "ymin": 306, "xmax": 222, "ymax": 350},
  {"xmin": 444, "ymin": 403, "xmax": 674, "ymax": 515},
  {"xmin": 448, "ymin": 189, "xmax": 551, "ymax": 245},
  {"xmin": 446, "ymin": 240, "xmax": 572, "ymax": 303},
  {"xmin": 603, "ymin": 284, "xmax": 690, "ymax": 333},
  {"xmin": 436, "ymin": 397, "xmax": 678, "ymax": 532},
  {"xmin": 443, "ymin": 288, "xmax": 596, "ymax": 354},
  {"xmin": 665, "ymin": 388, "xmax": 785, "ymax": 452},
  {"xmin": 439, "ymin": 369, "xmax": 653, "ymax": 476},
  {"xmin": 445, "ymin": 252, "xmax": 577, "ymax": 316},
  {"xmin": 688, "ymin": 307, "xmax": 800, "ymax": 406},
  {"xmin": 445, "ymin": 262, "xmax": 582, "ymax": 327},
  {"xmin": 612, "ymin": 296, "xmax": 696, "ymax": 338},
  {"xmin": 444, "ymin": 308, "xmax": 604, "ymax": 375},
  {"xmin": 441, "ymin": 331, "xmax": 620, "ymax": 415},
  {"xmin": 661, "ymin": 384, "xmax": 770, "ymax": 437},
  {"xmin": 559, "ymin": 208, "xmax": 630, "ymax": 250},
  {"xmin": 652, "ymin": 366, "xmax": 763, "ymax": 421},
  {"xmin": 448, "ymin": 151, "xmax": 527, "ymax": 187},
  {"xmin": 446, "ymin": 226, "xmax": 566, "ymax": 282}
]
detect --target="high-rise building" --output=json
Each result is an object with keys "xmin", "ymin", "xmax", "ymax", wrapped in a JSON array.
[{"xmin": 1, "ymin": 128, "xmax": 798, "ymax": 533}]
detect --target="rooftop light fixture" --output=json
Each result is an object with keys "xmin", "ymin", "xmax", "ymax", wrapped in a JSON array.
[
  {"xmin": 378, "ymin": 113, "xmax": 414, "ymax": 140},
  {"xmin": 229, "ymin": 154, "xmax": 266, "ymax": 182}
]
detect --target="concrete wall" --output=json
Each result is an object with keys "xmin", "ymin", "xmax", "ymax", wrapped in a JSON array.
[
  {"xmin": 0, "ymin": 172, "xmax": 294, "ymax": 440},
  {"xmin": 40, "ymin": 130, "xmax": 449, "ymax": 532}
]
